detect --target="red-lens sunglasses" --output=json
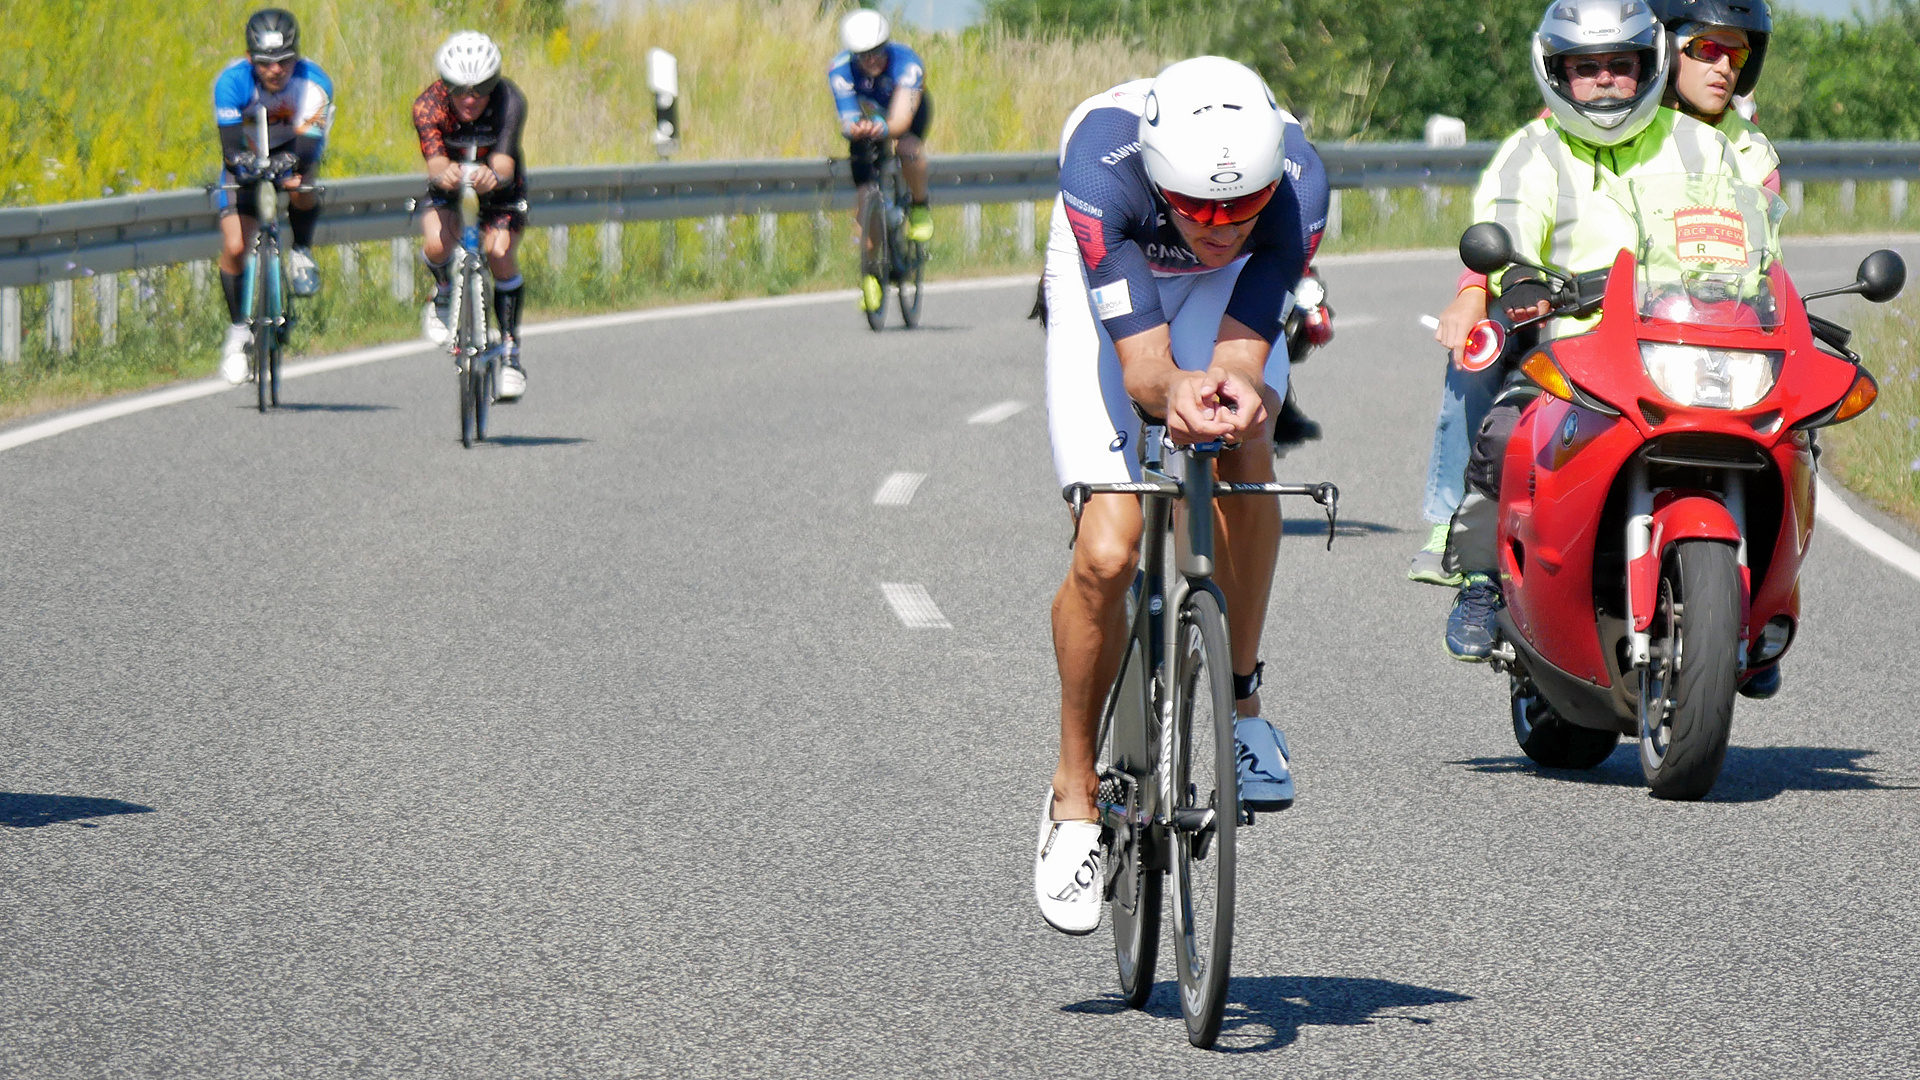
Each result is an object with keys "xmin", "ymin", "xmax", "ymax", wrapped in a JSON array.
[
  {"xmin": 1160, "ymin": 182, "xmax": 1278, "ymax": 227},
  {"xmin": 1683, "ymin": 37, "xmax": 1751, "ymax": 69}
]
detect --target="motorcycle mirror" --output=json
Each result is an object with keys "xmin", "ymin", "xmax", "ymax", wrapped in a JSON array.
[
  {"xmin": 1459, "ymin": 223, "xmax": 1514, "ymax": 276},
  {"xmin": 1857, "ymin": 249, "xmax": 1905, "ymax": 304}
]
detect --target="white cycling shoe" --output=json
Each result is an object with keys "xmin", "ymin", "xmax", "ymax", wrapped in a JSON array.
[
  {"xmin": 496, "ymin": 361, "xmax": 526, "ymax": 402},
  {"xmin": 219, "ymin": 324, "xmax": 251, "ymax": 385},
  {"xmin": 422, "ymin": 293, "xmax": 452, "ymax": 345},
  {"xmin": 288, "ymin": 248, "xmax": 320, "ymax": 297},
  {"xmin": 1234, "ymin": 717, "xmax": 1295, "ymax": 812},
  {"xmin": 1034, "ymin": 791, "xmax": 1104, "ymax": 936}
]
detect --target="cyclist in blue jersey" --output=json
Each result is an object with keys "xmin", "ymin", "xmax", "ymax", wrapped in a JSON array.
[
  {"xmin": 212, "ymin": 9, "xmax": 335, "ymax": 385},
  {"xmin": 1032, "ymin": 58, "xmax": 1325, "ymax": 935},
  {"xmin": 827, "ymin": 9, "xmax": 932, "ymax": 314}
]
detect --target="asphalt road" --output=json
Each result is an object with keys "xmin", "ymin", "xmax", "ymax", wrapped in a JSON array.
[{"xmin": 3, "ymin": 239, "xmax": 1918, "ymax": 1078}]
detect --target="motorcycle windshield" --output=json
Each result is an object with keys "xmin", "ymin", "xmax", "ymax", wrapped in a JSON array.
[{"xmin": 1626, "ymin": 174, "xmax": 1788, "ymax": 331}]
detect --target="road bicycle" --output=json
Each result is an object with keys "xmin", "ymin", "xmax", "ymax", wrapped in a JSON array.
[
  {"xmin": 1066, "ymin": 428, "xmax": 1337, "ymax": 1048},
  {"xmin": 215, "ymin": 106, "xmax": 320, "ymax": 413},
  {"xmin": 854, "ymin": 140, "xmax": 926, "ymax": 332},
  {"xmin": 434, "ymin": 136, "xmax": 509, "ymax": 448}
]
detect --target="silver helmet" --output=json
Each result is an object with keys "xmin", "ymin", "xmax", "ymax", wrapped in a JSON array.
[{"xmin": 1530, "ymin": 0, "xmax": 1671, "ymax": 147}]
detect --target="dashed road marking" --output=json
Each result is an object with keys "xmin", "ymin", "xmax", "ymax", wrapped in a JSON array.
[
  {"xmin": 874, "ymin": 472, "xmax": 929, "ymax": 507},
  {"xmin": 968, "ymin": 400, "xmax": 1028, "ymax": 425},
  {"xmin": 880, "ymin": 583, "xmax": 952, "ymax": 629}
]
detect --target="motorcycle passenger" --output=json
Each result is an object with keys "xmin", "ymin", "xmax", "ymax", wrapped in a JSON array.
[
  {"xmin": 213, "ymin": 8, "xmax": 335, "ymax": 385},
  {"xmin": 1433, "ymin": 0, "xmax": 1743, "ymax": 662},
  {"xmin": 1033, "ymin": 58, "xmax": 1325, "ymax": 935},
  {"xmin": 827, "ymin": 9, "xmax": 933, "ymax": 315},
  {"xmin": 1273, "ymin": 123, "xmax": 1335, "ymax": 449},
  {"xmin": 1653, "ymin": 0, "xmax": 1780, "ymax": 189},
  {"xmin": 414, "ymin": 31, "xmax": 531, "ymax": 401}
]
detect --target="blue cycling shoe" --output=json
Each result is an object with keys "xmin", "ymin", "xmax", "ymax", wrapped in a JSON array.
[
  {"xmin": 1446, "ymin": 573, "xmax": 1504, "ymax": 662},
  {"xmin": 1234, "ymin": 717, "xmax": 1294, "ymax": 812}
]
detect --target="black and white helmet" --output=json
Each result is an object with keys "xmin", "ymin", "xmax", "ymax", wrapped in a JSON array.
[
  {"xmin": 246, "ymin": 8, "xmax": 300, "ymax": 63},
  {"xmin": 1531, "ymin": 0, "xmax": 1671, "ymax": 147},
  {"xmin": 436, "ymin": 31, "xmax": 503, "ymax": 92},
  {"xmin": 1651, "ymin": 0, "xmax": 1772, "ymax": 97}
]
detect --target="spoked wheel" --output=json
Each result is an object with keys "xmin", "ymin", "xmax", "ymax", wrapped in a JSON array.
[
  {"xmin": 1099, "ymin": 577, "xmax": 1161, "ymax": 1008},
  {"xmin": 861, "ymin": 191, "xmax": 888, "ymax": 333},
  {"xmin": 1638, "ymin": 541, "xmax": 1742, "ymax": 800},
  {"xmin": 250, "ymin": 253, "xmax": 271, "ymax": 414},
  {"xmin": 894, "ymin": 215, "xmax": 924, "ymax": 328},
  {"xmin": 1169, "ymin": 587, "xmax": 1237, "ymax": 1048},
  {"xmin": 268, "ymin": 322, "xmax": 283, "ymax": 409},
  {"xmin": 473, "ymin": 358, "xmax": 491, "ymax": 443},
  {"xmin": 458, "ymin": 357, "xmax": 476, "ymax": 448},
  {"xmin": 1511, "ymin": 673, "xmax": 1619, "ymax": 769}
]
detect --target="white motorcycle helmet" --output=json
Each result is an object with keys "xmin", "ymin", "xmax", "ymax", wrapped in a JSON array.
[
  {"xmin": 1138, "ymin": 57, "xmax": 1289, "ymax": 215},
  {"xmin": 436, "ymin": 31, "xmax": 503, "ymax": 90},
  {"xmin": 1531, "ymin": 0, "xmax": 1671, "ymax": 147},
  {"xmin": 840, "ymin": 9, "xmax": 890, "ymax": 54}
]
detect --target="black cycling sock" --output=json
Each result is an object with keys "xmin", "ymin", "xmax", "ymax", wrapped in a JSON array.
[
  {"xmin": 220, "ymin": 271, "xmax": 245, "ymax": 324},
  {"xmin": 288, "ymin": 204, "xmax": 318, "ymax": 249},
  {"xmin": 424, "ymin": 255, "xmax": 452, "ymax": 291},
  {"xmin": 493, "ymin": 277, "xmax": 523, "ymax": 343},
  {"xmin": 1232, "ymin": 661, "xmax": 1264, "ymax": 702}
]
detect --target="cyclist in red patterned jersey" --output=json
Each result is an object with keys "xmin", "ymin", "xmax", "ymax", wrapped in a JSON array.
[{"xmin": 414, "ymin": 31, "xmax": 531, "ymax": 401}]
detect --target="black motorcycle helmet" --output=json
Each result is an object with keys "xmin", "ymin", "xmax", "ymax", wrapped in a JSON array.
[
  {"xmin": 245, "ymin": 8, "xmax": 301, "ymax": 63},
  {"xmin": 1651, "ymin": 0, "xmax": 1771, "ymax": 98}
]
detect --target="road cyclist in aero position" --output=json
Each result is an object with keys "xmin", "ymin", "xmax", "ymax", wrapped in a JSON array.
[
  {"xmin": 415, "ymin": 31, "xmax": 531, "ymax": 402},
  {"xmin": 827, "ymin": 9, "xmax": 934, "ymax": 317},
  {"xmin": 213, "ymin": 8, "xmax": 334, "ymax": 386},
  {"xmin": 1034, "ymin": 58, "xmax": 1332, "ymax": 946}
]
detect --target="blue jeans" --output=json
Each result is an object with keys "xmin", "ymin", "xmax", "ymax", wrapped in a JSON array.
[{"xmin": 1420, "ymin": 360, "xmax": 1504, "ymax": 524}]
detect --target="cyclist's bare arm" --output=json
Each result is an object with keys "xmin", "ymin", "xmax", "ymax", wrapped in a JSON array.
[
  {"xmin": 885, "ymin": 88, "xmax": 920, "ymax": 142},
  {"xmin": 1114, "ymin": 315, "xmax": 1271, "ymax": 444}
]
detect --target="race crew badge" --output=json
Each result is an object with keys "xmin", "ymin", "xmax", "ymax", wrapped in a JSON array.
[{"xmin": 1672, "ymin": 205, "xmax": 1750, "ymax": 266}]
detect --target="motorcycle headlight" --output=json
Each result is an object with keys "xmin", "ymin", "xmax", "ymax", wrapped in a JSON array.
[{"xmin": 1639, "ymin": 343, "xmax": 1780, "ymax": 410}]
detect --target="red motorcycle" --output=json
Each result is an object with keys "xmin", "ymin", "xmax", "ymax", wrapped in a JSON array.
[{"xmin": 1458, "ymin": 174, "xmax": 1904, "ymax": 799}]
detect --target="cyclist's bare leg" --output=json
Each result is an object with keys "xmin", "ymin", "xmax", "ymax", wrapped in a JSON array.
[
  {"xmin": 483, "ymin": 226, "xmax": 520, "ymax": 280},
  {"xmin": 1208, "ymin": 383, "xmax": 1284, "ymax": 717},
  {"xmin": 216, "ymin": 215, "xmax": 257, "ymax": 276},
  {"xmin": 1050, "ymin": 492, "xmax": 1144, "ymax": 822},
  {"xmin": 420, "ymin": 207, "xmax": 459, "ymax": 265},
  {"xmin": 897, "ymin": 133, "xmax": 930, "ymax": 204},
  {"xmin": 854, "ymin": 183, "xmax": 881, "ymax": 261}
]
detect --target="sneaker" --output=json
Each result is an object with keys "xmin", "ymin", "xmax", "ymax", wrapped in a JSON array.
[
  {"xmin": 288, "ymin": 248, "xmax": 320, "ymax": 297},
  {"xmin": 1234, "ymin": 717, "xmax": 1295, "ymax": 812},
  {"xmin": 907, "ymin": 203, "xmax": 934, "ymax": 243},
  {"xmin": 1445, "ymin": 572, "xmax": 1503, "ymax": 662},
  {"xmin": 1408, "ymin": 522, "xmax": 1464, "ymax": 587},
  {"xmin": 496, "ymin": 348, "xmax": 526, "ymax": 402},
  {"xmin": 1034, "ymin": 791, "xmax": 1103, "ymax": 936},
  {"xmin": 423, "ymin": 286, "xmax": 452, "ymax": 344},
  {"xmin": 860, "ymin": 273, "xmax": 884, "ymax": 313},
  {"xmin": 1739, "ymin": 664, "xmax": 1782, "ymax": 699},
  {"xmin": 219, "ymin": 324, "xmax": 252, "ymax": 385}
]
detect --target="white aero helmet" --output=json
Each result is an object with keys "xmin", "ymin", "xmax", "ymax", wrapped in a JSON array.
[
  {"xmin": 437, "ymin": 31, "xmax": 503, "ymax": 91},
  {"xmin": 1530, "ymin": 0, "xmax": 1670, "ymax": 146},
  {"xmin": 840, "ymin": 9, "xmax": 890, "ymax": 54},
  {"xmin": 1138, "ymin": 57, "xmax": 1289, "ymax": 222}
]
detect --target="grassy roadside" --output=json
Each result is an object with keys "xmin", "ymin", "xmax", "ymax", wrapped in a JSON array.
[{"xmin": 1821, "ymin": 291, "xmax": 1920, "ymax": 533}]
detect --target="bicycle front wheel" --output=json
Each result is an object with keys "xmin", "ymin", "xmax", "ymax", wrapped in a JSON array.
[
  {"xmin": 1169, "ymin": 586, "xmax": 1237, "ymax": 1048},
  {"xmin": 895, "ymin": 235, "xmax": 924, "ymax": 328},
  {"xmin": 250, "ymin": 248, "xmax": 272, "ymax": 413},
  {"xmin": 861, "ymin": 192, "xmax": 888, "ymax": 333}
]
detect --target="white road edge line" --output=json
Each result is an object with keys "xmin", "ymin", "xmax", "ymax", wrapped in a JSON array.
[
  {"xmin": 967, "ymin": 400, "xmax": 1028, "ymax": 425},
  {"xmin": 880, "ymin": 583, "xmax": 952, "ymax": 629},
  {"xmin": 874, "ymin": 471, "xmax": 928, "ymax": 507},
  {"xmin": 0, "ymin": 275, "xmax": 1043, "ymax": 457},
  {"xmin": 1815, "ymin": 477, "xmax": 1920, "ymax": 585}
]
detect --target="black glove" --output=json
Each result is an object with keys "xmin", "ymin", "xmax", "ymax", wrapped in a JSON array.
[
  {"xmin": 226, "ymin": 154, "xmax": 262, "ymax": 183},
  {"xmin": 1495, "ymin": 269, "xmax": 1556, "ymax": 323},
  {"xmin": 265, "ymin": 152, "xmax": 301, "ymax": 181}
]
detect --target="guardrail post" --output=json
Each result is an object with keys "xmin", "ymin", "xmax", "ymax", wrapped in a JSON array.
[
  {"xmin": 548, "ymin": 226, "xmax": 569, "ymax": 272},
  {"xmin": 390, "ymin": 238, "xmax": 412, "ymax": 303},
  {"xmin": 190, "ymin": 259, "xmax": 208, "ymax": 298},
  {"xmin": 706, "ymin": 215, "xmax": 727, "ymax": 273},
  {"xmin": 1370, "ymin": 186, "xmax": 1394, "ymax": 223},
  {"xmin": 963, "ymin": 203, "xmax": 981, "ymax": 257},
  {"xmin": 661, "ymin": 220, "xmax": 678, "ymax": 274},
  {"xmin": 600, "ymin": 221, "xmax": 623, "ymax": 277},
  {"xmin": 2, "ymin": 288, "xmax": 19, "ymax": 364},
  {"xmin": 1894, "ymin": 179, "xmax": 1909, "ymax": 221},
  {"xmin": 811, "ymin": 210, "xmax": 829, "ymax": 273},
  {"xmin": 339, "ymin": 243, "xmax": 358, "ymax": 293},
  {"xmin": 758, "ymin": 212, "xmax": 778, "ymax": 271},
  {"xmin": 1327, "ymin": 190, "xmax": 1343, "ymax": 241},
  {"xmin": 1016, "ymin": 201, "xmax": 1035, "ymax": 254},
  {"xmin": 1423, "ymin": 184, "xmax": 1443, "ymax": 219},
  {"xmin": 48, "ymin": 280, "xmax": 74, "ymax": 355},
  {"xmin": 95, "ymin": 273, "xmax": 118, "ymax": 346},
  {"xmin": 1839, "ymin": 179, "xmax": 1856, "ymax": 215},
  {"xmin": 1786, "ymin": 180, "xmax": 1804, "ymax": 215}
]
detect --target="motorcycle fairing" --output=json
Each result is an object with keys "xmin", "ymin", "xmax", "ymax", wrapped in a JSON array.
[{"xmin": 1628, "ymin": 493, "xmax": 1747, "ymax": 635}]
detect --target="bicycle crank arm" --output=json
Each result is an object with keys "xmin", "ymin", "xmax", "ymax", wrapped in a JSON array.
[{"xmin": 1165, "ymin": 806, "xmax": 1216, "ymax": 834}]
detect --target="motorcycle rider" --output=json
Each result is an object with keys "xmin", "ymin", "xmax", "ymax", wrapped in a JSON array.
[{"xmin": 1433, "ymin": 0, "xmax": 1744, "ymax": 662}]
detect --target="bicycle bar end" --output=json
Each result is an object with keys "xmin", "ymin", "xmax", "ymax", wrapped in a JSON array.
[{"xmin": 1063, "ymin": 483, "xmax": 1090, "ymax": 549}]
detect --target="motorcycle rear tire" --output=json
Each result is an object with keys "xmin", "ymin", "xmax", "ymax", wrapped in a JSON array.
[
  {"xmin": 1511, "ymin": 675, "xmax": 1618, "ymax": 769},
  {"xmin": 1639, "ymin": 540, "xmax": 1741, "ymax": 800}
]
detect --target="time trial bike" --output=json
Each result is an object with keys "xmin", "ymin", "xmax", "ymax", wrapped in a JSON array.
[
  {"xmin": 853, "ymin": 139, "xmax": 926, "ymax": 332},
  {"xmin": 214, "ymin": 105, "xmax": 320, "ymax": 412}
]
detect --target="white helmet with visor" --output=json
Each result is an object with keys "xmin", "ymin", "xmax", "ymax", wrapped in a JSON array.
[
  {"xmin": 840, "ymin": 10, "xmax": 890, "ymax": 55},
  {"xmin": 437, "ymin": 31, "xmax": 503, "ymax": 93},
  {"xmin": 1138, "ymin": 57, "xmax": 1290, "ymax": 227}
]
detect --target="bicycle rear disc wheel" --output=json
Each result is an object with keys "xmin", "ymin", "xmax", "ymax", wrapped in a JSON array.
[
  {"xmin": 1170, "ymin": 587, "xmax": 1237, "ymax": 1048},
  {"xmin": 1101, "ymin": 577, "xmax": 1161, "ymax": 1007},
  {"xmin": 861, "ymin": 193, "xmax": 888, "ymax": 333},
  {"xmin": 896, "ymin": 237, "xmax": 924, "ymax": 328}
]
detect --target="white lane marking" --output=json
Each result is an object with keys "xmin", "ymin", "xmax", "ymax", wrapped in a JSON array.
[
  {"xmin": 968, "ymin": 400, "xmax": 1028, "ymax": 425},
  {"xmin": 881, "ymin": 583, "xmax": 952, "ymax": 629},
  {"xmin": 0, "ymin": 276, "xmax": 1045, "ymax": 457},
  {"xmin": 874, "ymin": 471, "xmax": 928, "ymax": 507},
  {"xmin": 1815, "ymin": 478, "xmax": 1920, "ymax": 585},
  {"xmin": 1336, "ymin": 314, "xmax": 1379, "ymax": 328}
]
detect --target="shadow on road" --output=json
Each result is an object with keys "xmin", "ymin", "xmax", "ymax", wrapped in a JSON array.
[
  {"xmin": 1451, "ymin": 744, "xmax": 1918, "ymax": 802},
  {"xmin": 1063, "ymin": 975, "xmax": 1472, "ymax": 1052},
  {"xmin": 477, "ymin": 435, "xmax": 590, "ymax": 448},
  {"xmin": 1281, "ymin": 517, "xmax": 1403, "ymax": 538},
  {"xmin": 270, "ymin": 403, "xmax": 396, "ymax": 413},
  {"xmin": 1, "ymin": 793, "xmax": 155, "ymax": 829}
]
